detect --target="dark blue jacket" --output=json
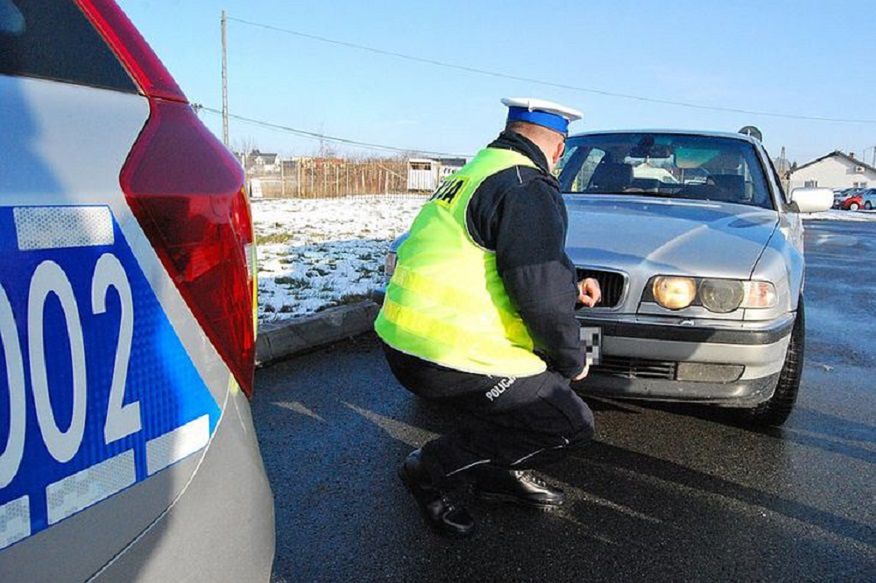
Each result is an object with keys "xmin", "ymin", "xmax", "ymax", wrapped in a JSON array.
[{"xmin": 466, "ymin": 130, "xmax": 584, "ymax": 378}]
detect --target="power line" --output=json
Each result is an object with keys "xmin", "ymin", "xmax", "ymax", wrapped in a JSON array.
[
  {"xmin": 196, "ymin": 105, "xmax": 472, "ymax": 157},
  {"xmin": 227, "ymin": 15, "xmax": 876, "ymax": 125}
]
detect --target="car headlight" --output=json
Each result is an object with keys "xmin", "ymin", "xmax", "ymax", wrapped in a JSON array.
[
  {"xmin": 385, "ymin": 252, "xmax": 398, "ymax": 278},
  {"xmin": 652, "ymin": 276, "xmax": 697, "ymax": 310},
  {"xmin": 647, "ymin": 277, "xmax": 777, "ymax": 312},
  {"xmin": 742, "ymin": 281, "xmax": 777, "ymax": 309},
  {"xmin": 699, "ymin": 279, "xmax": 745, "ymax": 313}
]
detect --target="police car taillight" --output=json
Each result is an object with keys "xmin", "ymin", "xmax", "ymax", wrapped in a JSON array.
[
  {"xmin": 75, "ymin": 0, "xmax": 185, "ymax": 102},
  {"xmin": 79, "ymin": 0, "xmax": 257, "ymax": 396}
]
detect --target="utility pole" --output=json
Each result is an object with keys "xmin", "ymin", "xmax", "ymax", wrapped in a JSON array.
[
  {"xmin": 220, "ymin": 10, "xmax": 229, "ymax": 147},
  {"xmin": 860, "ymin": 145, "xmax": 876, "ymax": 167}
]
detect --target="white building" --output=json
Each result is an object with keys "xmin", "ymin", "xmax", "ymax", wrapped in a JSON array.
[
  {"xmin": 237, "ymin": 149, "xmax": 280, "ymax": 175},
  {"xmin": 407, "ymin": 158, "xmax": 466, "ymax": 191},
  {"xmin": 788, "ymin": 151, "xmax": 876, "ymax": 190}
]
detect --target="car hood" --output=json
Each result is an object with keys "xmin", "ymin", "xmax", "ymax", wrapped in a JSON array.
[{"xmin": 564, "ymin": 195, "xmax": 778, "ymax": 277}]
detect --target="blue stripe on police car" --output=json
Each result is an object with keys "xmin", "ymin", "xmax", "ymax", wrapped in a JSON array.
[{"xmin": 0, "ymin": 205, "xmax": 221, "ymax": 550}]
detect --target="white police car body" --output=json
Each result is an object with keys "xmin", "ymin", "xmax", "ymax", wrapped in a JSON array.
[{"xmin": 0, "ymin": 1, "xmax": 274, "ymax": 580}]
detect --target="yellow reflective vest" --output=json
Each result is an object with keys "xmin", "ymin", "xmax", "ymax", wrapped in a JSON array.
[{"xmin": 375, "ymin": 148, "xmax": 547, "ymax": 377}]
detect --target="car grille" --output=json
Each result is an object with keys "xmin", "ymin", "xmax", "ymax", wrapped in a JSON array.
[
  {"xmin": 576, "ymin": 268, "xmax": 626, "ymax": 308},
  {"xmin": 591, "ymin": 356, "xmax": 677, "ymax": 380}
]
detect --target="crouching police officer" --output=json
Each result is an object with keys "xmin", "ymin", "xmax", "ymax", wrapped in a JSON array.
[{"xmin": 375, "ymin": 97, "xmax": 600, "ymax": 537}]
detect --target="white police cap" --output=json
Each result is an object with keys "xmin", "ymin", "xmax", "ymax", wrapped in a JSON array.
[{"xmin": 501, "ymin": 97, "xmax": 583, "ymax": 135}]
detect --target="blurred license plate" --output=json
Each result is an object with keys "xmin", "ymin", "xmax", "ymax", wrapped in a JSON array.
[{"xmin": 579, "ymin": 326, "xmax": 602, "ymax": 366}]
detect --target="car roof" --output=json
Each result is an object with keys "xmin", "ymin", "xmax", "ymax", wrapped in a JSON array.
[{"xmin": 567, "ymin": 129, "xmax": 762, "ymax": 146}]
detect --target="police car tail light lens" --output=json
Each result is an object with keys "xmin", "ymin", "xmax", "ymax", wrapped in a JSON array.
[
  {"xmin": 120, "ymin": 99, "xmax": 256, "ymax": 397},
  {"xmin": 81, "ymin": 0, "xmax": 256, "ymax": 395},
  {"xmin": 76, "ymin": 0, "xmax": 186, "ymax": 102}
]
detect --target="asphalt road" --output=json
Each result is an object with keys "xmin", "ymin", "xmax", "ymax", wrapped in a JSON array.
[{"xmin": 253, "ymin": 219, "xmax": 876, "ymax": 582}]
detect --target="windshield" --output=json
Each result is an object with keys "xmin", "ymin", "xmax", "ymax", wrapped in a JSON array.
[{"xmin": 557, "ymin": 133, "xmax": 774, "ymax": 209}]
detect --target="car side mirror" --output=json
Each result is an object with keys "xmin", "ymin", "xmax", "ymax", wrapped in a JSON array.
[{"xmin": 789, "ymin": 187, "xmax": 833, "ymax": 213}]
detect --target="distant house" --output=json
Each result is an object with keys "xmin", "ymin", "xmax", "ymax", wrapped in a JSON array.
[
  {"xmin": 788, "ymin": 151, "xmax": 876, "ymax": 190},
  {"xmin": 238, "ymin": 149, "xmax": 280, "ymax": 174},
  {"xmin": 406, "ymin": 157, "xmax": 467, "ymax": 191}
]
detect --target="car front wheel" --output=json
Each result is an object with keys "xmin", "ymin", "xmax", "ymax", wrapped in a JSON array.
[
  {"xmin": 745, "ymin": 299, "xmax": 805, "ymax": 427},
  {"xmin": 849, "ymin": 202, "xmax": 860, "ymax": 211},
  {"xmin": 865, "ymin": 202, "xmax": 873, "ymax": 210}
]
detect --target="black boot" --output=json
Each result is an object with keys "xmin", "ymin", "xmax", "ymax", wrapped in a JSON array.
[
  {"xmin": 472, "ymin": 466, "xmax": 565, "ymax": 509},
  {"xmin": 397, "ymin": 449, "xmax": 475, "ymax": 538}
]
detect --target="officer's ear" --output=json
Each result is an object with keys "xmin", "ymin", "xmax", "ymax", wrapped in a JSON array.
[{"xmin": 552, "ymin": 140, "xmax": 565, "ymax": 165}]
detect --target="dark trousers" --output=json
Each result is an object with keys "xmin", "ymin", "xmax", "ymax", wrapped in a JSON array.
[{"xmin": 382, "ymin": 343, "xmax": 595, "ymax": 486}]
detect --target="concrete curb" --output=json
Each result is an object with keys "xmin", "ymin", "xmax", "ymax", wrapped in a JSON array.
[{"xmin": 255, "ymin": 301, "xmax": 380, "ymax": 366}]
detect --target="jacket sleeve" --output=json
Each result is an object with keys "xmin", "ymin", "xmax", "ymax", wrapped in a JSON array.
[{"xmin": 493, "ymin": 179, "xmax": 585, "ymax": 378}]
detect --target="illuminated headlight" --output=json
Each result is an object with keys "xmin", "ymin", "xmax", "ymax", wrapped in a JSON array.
[
  {"xmin": 385, "ymin": 252, "xmax": 398, "ymax": 278},
  {"xmin": 652, "ymin": 276, "xmax": 697, "ymax": 310},
  {"xmin": 742, "ymin": 281, "xmax": 777, "ymax": 309},
  {"xmin": 699, "ymin": 279, "xmax": 745, "ymax": 313}
]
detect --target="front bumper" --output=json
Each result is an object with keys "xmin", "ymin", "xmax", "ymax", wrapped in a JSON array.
[{"xmin": 575, "ymin": 313, "xmax": 795, "ymax": 406}]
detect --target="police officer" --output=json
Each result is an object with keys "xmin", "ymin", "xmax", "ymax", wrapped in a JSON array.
[{"xmin": 376, "ymin": 97, "xmax": 600, "ymax": 537}]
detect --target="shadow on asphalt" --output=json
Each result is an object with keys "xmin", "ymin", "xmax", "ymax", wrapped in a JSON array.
[
  {"xmin": 638, "ymin": 400, "xmax": 876, "ymax": 466},
  {"xmin": 401, "ymin": 393, "xmax": 875, "ymax": 548},
  {"xmin": 255, "ymin": 336, "xmax": 876, "ymax": 582}
]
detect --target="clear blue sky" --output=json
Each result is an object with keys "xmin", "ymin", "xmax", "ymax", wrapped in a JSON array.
[{"xmin": 118, "ymin": 0, "xmax": 875, "ymax": 164}]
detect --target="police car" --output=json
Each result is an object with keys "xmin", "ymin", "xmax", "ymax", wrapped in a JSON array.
[{"xmin": 0, "ymin": 1, "xmax": 274, "ymax": 580}]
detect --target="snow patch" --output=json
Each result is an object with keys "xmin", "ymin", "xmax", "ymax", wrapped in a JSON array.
[
  {"xmin": 802, "ymin": 209, "xmax": 876, "ymax": 222},
  {"xmin": 253, "ymin": 195, "xmax": 423, "ymax": 321},
  {"xmin": 252, "ymin": 196, "xmax": 875, "ymax": 323}
]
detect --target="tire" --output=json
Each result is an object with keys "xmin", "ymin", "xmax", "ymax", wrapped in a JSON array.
[
  {"xmin": 849, "ymin": 202, "xmax": 860, "ymax": 211},
  {"xmin": 866, "ymin": 202, "xmax": 873, "ymax": 210},
  {"xmin": 744, "ymin": 299, "xmax": 804, "ymax": 427}
]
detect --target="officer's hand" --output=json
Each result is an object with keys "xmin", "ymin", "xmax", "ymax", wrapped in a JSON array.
[
  {"xmin": 578, "ymin": 278, "xmax": 602, "ymax": 308},
  {"xmin": 573, "ymin": 362, "xmax": 590, "ymax": 381}
]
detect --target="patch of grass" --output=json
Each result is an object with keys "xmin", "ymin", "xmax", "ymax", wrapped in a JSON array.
[
  {"xmin": 257, "ymin": 232, "xmax": 293, "ymax": 245},
  {"xmin": 278, "ymin": 305, "xmax": 295, "ymax": 313},
  {"xmin": 353, "ymin": 266, "xmax": 379, "ymax": 280},
  {"xmin": 337, "ymin": 293, "xmax": 370, "ymax": 305},
  {"xmin": 275, "ymin": 276, "xmax": 309, "ymax": 288},
  {"xmin": 314, "ymin": 293, "xmax": 370, "ymax": 313},
  {"xmin": 263, "ymin": 303, "xmax": 276, "ymax": 313}
]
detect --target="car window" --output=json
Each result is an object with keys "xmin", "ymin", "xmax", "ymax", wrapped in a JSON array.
[
  {"xmin": 555, "ymin": 146, "xmax": 606, "ymax": 191},
  {"xmin": 763, "ymin": 154, "xmax": 788, "ymax": 205},
  {"xmin": 0, "ymin": 0, "xmax": 136, "ymax": 92},
  {"xmin": 558, "ymin": 133, "xmax": 775, "ymax": 210}
]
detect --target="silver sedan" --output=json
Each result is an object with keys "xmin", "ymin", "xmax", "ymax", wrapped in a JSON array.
[{"xmin": 558, "ymin": 129, "xmax": 832, "ymax": 425}]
